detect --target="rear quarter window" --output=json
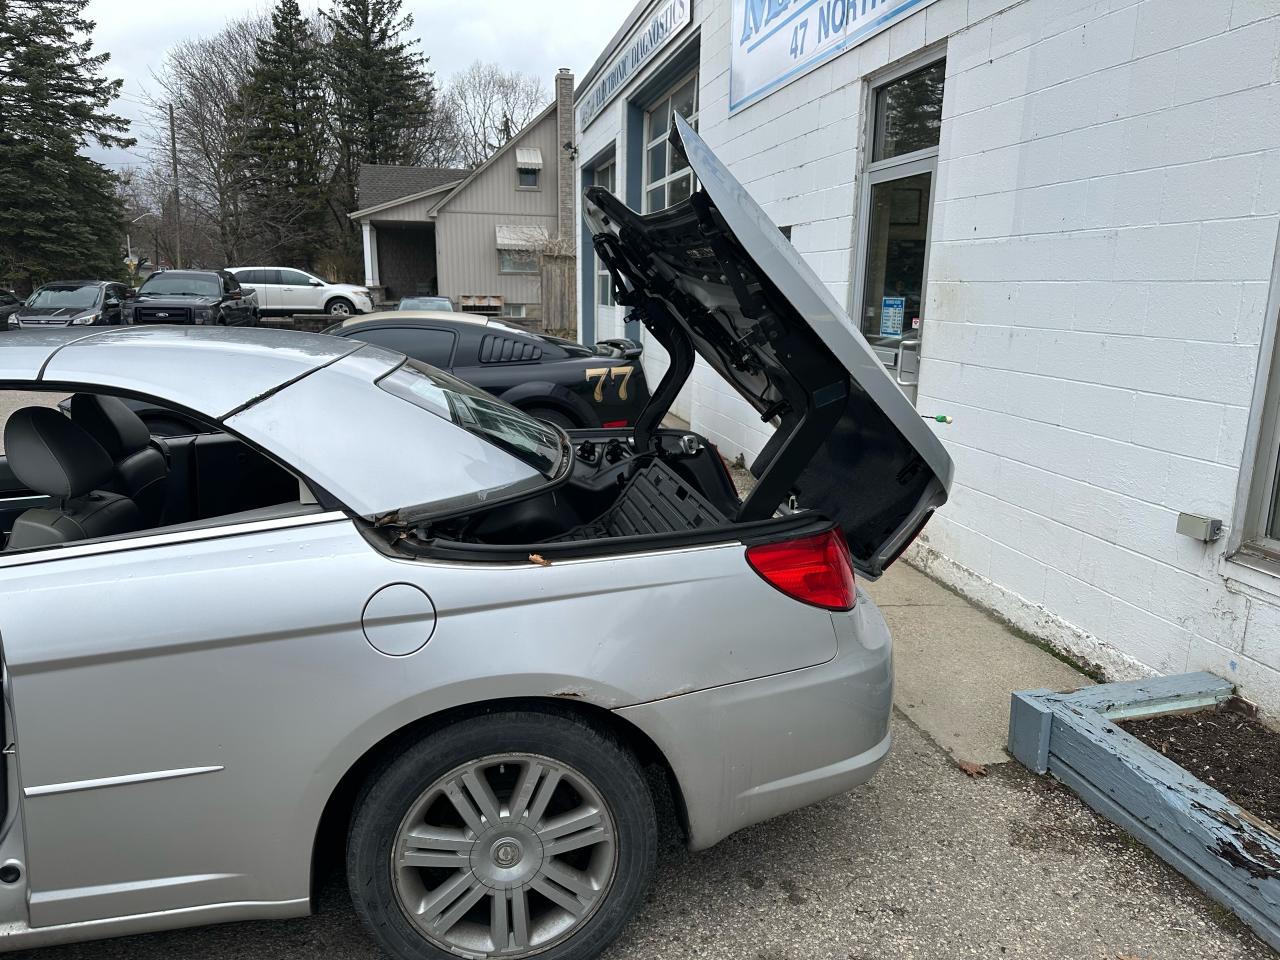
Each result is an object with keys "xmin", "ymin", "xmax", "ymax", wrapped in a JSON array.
[{"xmin": 350, "ymin": 327, "xmax": 457, "ymax": 368}]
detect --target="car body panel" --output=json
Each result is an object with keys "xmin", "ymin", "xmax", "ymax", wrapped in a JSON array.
[
  {"xmin": 326, "ymin": 316, "xmax": 651, "ymax": 429},
  {"xmin": 0, "ymin": 329, "xmax": 101, "ymax": 381},
  {"xmin": 38, "ymin": 327, "xmax": 359, "ymax": 420},
  {"xmin": 0, "ymin": 513, "xmax": 840, "ymax": 931},
  {"xmin": 584, "ymin": 115, "xmax": 952, "ymax": 577},
  {"xmin": 225, "ymin": 347, "xmax": 545, "ymax": 517}
]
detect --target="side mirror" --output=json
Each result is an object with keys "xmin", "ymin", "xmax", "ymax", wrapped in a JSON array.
[
  {"xmin": 104, "ymin": 297, "xmax": 120, "ymax": 308},
  {"xmin": 125, "ymin": 288, "xmax": 137, "ymax": 298},
  {"xmin": 309, "ymin": 279, "xmax": 325, "ymax": 287}
]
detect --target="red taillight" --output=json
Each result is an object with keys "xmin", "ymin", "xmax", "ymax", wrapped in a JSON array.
[
  {"xmin": 745, "ymin": 529, "xmax": 857, "ymax": 611},
  {"xmin": 602, "ymin": 419, "xmax": 629, "ymax": 428}
]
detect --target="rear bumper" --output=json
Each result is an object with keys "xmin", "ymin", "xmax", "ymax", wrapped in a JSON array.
[{"xmin": 615, "ymin": 591, "xmax": 893, "ymax": 850}]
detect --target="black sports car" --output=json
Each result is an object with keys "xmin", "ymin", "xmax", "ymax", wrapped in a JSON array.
[
  {"xmin": 124, "ymin": 270, "xmax": 258, "ymax": 326},
  {"xmin": 323, "ymin": 311, "xmax": 650, "ymax": 429}
]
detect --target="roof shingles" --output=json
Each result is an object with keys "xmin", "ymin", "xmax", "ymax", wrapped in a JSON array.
[{"xmin": 357, "ymin": 164, "xmax": 469, "ymax": 209}]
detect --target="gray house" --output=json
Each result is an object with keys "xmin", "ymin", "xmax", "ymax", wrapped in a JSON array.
[{"xmin": 351, "ymin": 69, "xmax": 577, "ymax": 327}]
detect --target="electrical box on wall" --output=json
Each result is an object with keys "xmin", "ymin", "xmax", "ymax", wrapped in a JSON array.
[{"xmin": 1176, "ymin": 513, "xmax": 1223, "ymax": 542}]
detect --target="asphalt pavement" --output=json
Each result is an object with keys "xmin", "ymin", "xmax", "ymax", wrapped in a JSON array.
[{"xmin": 10, "ymin": 709, "xmax": 1269, "ymax": 960}]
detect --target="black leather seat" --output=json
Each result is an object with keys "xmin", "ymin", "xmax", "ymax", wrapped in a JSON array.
[
  {"xmin": 4, "ymin": 407, "xmax": 142, "ymax": 550},
  {"xmin": 70, "ymin": 394, "xmax": 169, "ymax": 526}
]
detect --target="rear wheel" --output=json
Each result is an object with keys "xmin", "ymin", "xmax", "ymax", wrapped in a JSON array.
[
  {"xmin": 523, "ymin": 406, "xmax": 577, "ymax": 430},
  {"xmin": 347, "ymin": 711, "xmax": 656, "ymax": 960},
  {"xmin": 327, "ymin": 297, "xmax": 355, "ymax": 317}
]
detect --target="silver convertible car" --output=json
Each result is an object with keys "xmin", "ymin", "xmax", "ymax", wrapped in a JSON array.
[{"xmin": 0, "ymin": 119, "xmax": 950, "ymax": 959}]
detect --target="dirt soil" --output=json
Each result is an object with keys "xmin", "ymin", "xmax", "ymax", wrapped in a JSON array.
[{"xmin": 1123, "ymin": 698, "xmax": 1280, "ymax": 826}]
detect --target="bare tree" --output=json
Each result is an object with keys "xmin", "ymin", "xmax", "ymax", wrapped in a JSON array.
[
  {"xmin": 145, "ymin": 14, "xmax": 268, "ymax": 266},
  {"xmin": 442, "ymin": 61, "xmax": 547, "ymax": 168}
]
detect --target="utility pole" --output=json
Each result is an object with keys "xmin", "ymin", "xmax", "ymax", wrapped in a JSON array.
[{"xmin": 168, "ymin": 103, "xmax": 182, "ymax": 269}]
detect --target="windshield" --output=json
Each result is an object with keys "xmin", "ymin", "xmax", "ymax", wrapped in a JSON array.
[
  {"xmin": 378, "ymin": 359, "xmax": 566, "ymax": 477},
  {"xmin": 399, "ymin": 297, "xmax": 452, "ymax": 310},
  {"xmin": 27, "ymin": 284, "xmax": 100, "ymax": 309},
  {"xmin": 139, "ymin": 274, "xmax": 220, "ymax": 298}
]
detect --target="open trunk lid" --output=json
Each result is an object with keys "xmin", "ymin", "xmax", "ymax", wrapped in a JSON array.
[{"xmin": 584, "ymin": 115, "xmax": 952, "ymax": 578}]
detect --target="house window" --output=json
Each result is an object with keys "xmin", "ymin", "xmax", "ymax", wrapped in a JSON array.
[
  {"xmin": 643, "ymin": 72, "xmax": 698, "ymax": 213},
  {"xmin": 499, "ymin": 249, "xmax": 539, "ymax": 274},
  {"xmin": 856, "ymin": 57, "xmax": 945, "ymax": 373},
  {"xmin": 501, "ymin": 303, "xmax": 527, "ymax": 318},
  {"xmin": 515, "ymin": 146, "xmax": 542, "ymax": 191},
  {"xmin": 595, "ymin": 160, "xmax": 617, "ymax": 307}
]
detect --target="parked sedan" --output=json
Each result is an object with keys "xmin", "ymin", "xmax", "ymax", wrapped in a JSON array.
[
  {"xmin": 398, "ymin": 295, "xmax": 454, "ymax": 311},
  {"xmin": 0, "ymin": 117, "xmax": 949, "ymax": 960},
  {"xmin": 124, "ymin": 269, "xmax": 258, "ymax": 325},
  {"xmin": 7, "ymin": 280, "xmax": 130, "ymax": 328},
  {"xmin": 325, "ymin": 311, "xmax": 650, "ymax": 429},
  {"xmin": 227, "ymin": 266, "xmax": 373, "ymax": 318},
  {"xmin": 0, "ymin": 291, "xmax": 22, "ymax": 323}
]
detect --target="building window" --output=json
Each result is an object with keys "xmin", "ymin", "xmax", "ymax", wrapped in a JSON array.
[
  {"xmin": 856, "ymin": 57, "xmax": 945, "ymax": 373},
  {"xmin": 595, "ymin": 160, "xmax": 617, "ymax": 307},
  {"xmin": 498, "ymin": 249, "xmax": 539, "ymax": 274},
  {"xmin": 501, "ymin": 303, "xmax": 527, "ymax": 318},
  {"xmin": 515, "ymin": 146, "xmax": 543, "ymax": 191},
  {"xmin": 643, "ymin": 72, "xmax": 698, "ymax": 213}
]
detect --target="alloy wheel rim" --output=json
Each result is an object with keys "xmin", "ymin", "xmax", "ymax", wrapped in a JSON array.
[
  {"xmin": 330, "ymin": 302, "xmax": 351, "ymax": 315},
  {"xmin": 391, "ymin": 753, "xmax": 618, "ymax": 958}
]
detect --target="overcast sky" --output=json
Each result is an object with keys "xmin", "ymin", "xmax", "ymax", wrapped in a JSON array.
[{"xmin": 83, "ymin": 0, "xmax": 632, "ymax": 169}]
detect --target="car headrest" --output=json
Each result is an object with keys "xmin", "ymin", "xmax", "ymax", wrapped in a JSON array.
[
  {"xmin": 4, "ymin": 407, "xmax": 114, "ymax": 498},
  {"xmin": 70, "ymin": 394, "xmax": 151, "ymax": 459}
]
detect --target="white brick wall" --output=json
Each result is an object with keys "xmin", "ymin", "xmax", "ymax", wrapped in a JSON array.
[
  {"xmin": 917, "ymin": 0, "xmax": 1280, "ymax": 713},
  {"xmin": 577, "ymin": 0, "xmax": 1280, "ymax": 713}
]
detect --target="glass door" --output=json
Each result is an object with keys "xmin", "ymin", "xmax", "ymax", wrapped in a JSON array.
[{"xmin": 855, "ymin": 58, "xmax": 945, "ymax": 402}]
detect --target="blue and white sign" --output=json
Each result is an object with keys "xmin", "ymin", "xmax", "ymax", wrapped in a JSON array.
[
  {"xmin": 880, "ymin": 297, "xmax": 905, "ymax": 337},
  {"xmin": 579, "ymin": 0, "xmax": 692, "ymax": 129},
  {"xmin": 731, "ymin": 0, "xmax": 941, "ymax": 112}
]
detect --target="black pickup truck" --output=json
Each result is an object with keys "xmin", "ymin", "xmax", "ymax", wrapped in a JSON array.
[{"xmin": 124, "ymin": 270, "xmax": 259, "ymax": 326}]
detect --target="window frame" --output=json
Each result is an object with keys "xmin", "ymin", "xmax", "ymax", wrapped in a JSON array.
[
  {"xmin": 851, "ymin": 48, "xmax": 946, "ymax": 372},
  {"xmin": 348, "ymin": 325, "xmax": 458, "ymax": 368},
  {"xmin": 516, "ymin": 167, "xmax": 540, "ymax": 191},
  {"xmin": 498, "ymin": 248, "xmax": 540, "ymax": 275},
  {"xmin": 1226, "ymin": 244, "xmax": 1280, "ymax": 581},
  {"xmin": 642, "ymin": 70, "xmax": 699, "ymax": 214},
  {"xmin": 278, "ymin": 268, "xmax": 315, "ymax": 286},
  {"xmin": 595, "ymin": 159, "xmax": 618, "ymax": 307},
  {"xmin": 0, "ymin": 385, "xmax": 333, "ymax": 560}
]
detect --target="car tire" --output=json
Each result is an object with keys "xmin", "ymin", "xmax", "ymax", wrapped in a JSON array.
[
  {"xmin": 327, "ymin": 297, "xmax": 355, "ymax": 317},
  {"xmin": 347, "ymin": 710, "xmax": 656, "ymax": 960},
  {"xmin": 524, "ymin": 406, "xmax": 577, "ymax": 430}
]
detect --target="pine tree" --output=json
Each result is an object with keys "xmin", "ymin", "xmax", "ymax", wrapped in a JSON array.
[
  {"xmin": 237, "ymin": 0, "xmax": 329, "ymax": 269},
  {"xmin": 323, "ymin": 0, "xmax": 437, "ymax": 244},
  {"xmin": 0, "ymin": 0, "xmax": 133, "ymax": 288}
]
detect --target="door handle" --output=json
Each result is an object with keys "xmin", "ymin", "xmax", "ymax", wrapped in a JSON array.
[{"xmin": 896, "ymin": 338, "xmax": 922, "ymax": 387}]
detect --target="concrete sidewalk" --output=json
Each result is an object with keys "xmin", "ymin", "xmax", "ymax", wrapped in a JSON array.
[{"xmin": 867, "ymin": 562, "xmax": 1091, "ymax": 766}]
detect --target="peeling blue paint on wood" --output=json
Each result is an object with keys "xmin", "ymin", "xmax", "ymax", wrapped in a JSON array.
[
  {"xmin": 1008, "ymin": 690, "xmax": 1054, "ymax": 774},
  {"xmin": 1008, "ymin": 672, "xmax": 1280, "ymax": 951}
]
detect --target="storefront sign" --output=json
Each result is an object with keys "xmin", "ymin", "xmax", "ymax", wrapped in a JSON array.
[
  {"xmin": 579, "ymin": 0, "xmax": 692, "ymax": 129},
  {"xmin": 731, "ymin": 0, "xmax": 941, "ymax": 112}
]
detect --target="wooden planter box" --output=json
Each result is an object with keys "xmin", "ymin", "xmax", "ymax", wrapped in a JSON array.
[{"xmin": 1009, "ymin": 673, "xmax": 1280, "ymax": 951}]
